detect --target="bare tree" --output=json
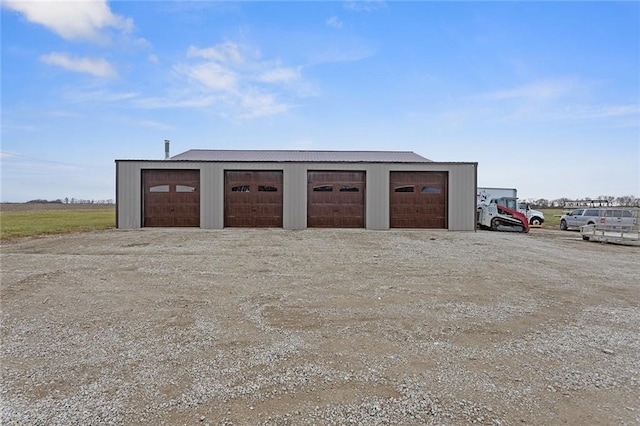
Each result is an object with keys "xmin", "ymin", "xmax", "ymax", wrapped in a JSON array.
[
  {"xmin": 533, "ymin": 198, "xmax": 550, "ymax": 209},
  {"xmin": 615, "ymin": 195, "xmax": 640, "ymax": 206},
  {"xmin": 597, "ymin": 195, "xmax": 615, "ymax": 204},
  {"xmin": 552, "ymin": 198, "xmax": 570, "ymax": 208}
]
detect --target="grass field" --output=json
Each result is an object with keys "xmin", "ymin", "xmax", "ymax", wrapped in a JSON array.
[
  {"xmin": 0, "ymin": 205, "xmax": 115, "ymax": 240},
  {"xmin": 540, "ymin": 209, "xmax": 564, "ymax": 228},
  {"xmin": 0, "ymin": 205, "xmax": 565, "ymax": 239}
]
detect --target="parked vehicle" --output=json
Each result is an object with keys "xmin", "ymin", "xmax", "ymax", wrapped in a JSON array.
[
  {"xmin": 560, "ymin": 208, "xmax": 637, "ymax": 231},
  {"xmin": 477, "ymin": 187, "xmax": 545, "ymax": 225},
  {"xmin": 477, "ymin": 196, "xmax": 529, "ymax": 233},
  {"xmin": 517, "ymin": 202, "xmax": 545, "ymax": 226},
  {"xmin": 477, "ymin": 187, "xmax": 517, "ymax": 203}
]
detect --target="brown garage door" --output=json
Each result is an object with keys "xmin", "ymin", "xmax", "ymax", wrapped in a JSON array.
[
  {"xmin": 143, "ymin": 169, "xmax": 200, "ymax": 227},
  {"xmin": 225, "ymin": 171, "xmax": 283, "ymax": 227},
  {"xmin": 307, "ymin": 171, "xmax": 365, "ymax": 228},
  {"xmin": 390, "ymin": 171, "xmax": 448, "ymax": 228}
]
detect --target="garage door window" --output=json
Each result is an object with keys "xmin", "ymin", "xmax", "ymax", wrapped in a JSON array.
[
  {"xmin": 421, "ymin": 186, "xmax": 442, "ymax": 194},
  {"xmin": 232, "ymin": 185, "xmax": 251, "ymax": 192},
  {"xmin": 258, "ymin": 185, "xmax": 278, "ymax": 192},
  {"xmin": 395, "ymin": 186, "xmax": 415, "ymax": 192},
  {"xmin": 313, "ymin": 185, "xmax": 333, "ymax": 192},
  {"xmin": 149, "ymin": 185, "xmax": 170, "ymax": 192},
  {"xmin": 340, "ymin": 185, "xmax": 359, "ymax": 192},
  {"xmin": 176, "ymin": 185, "xmax": 196, "ymax": 192}
]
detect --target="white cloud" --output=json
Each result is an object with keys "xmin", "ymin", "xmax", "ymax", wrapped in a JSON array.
[
  {"xmin": 584, "ymin": 104, "xmax": 640, "ymax": 118},
  {"xmin": 437, "ymin": 81, "xmax": 639, "ymax": 127},
  {"xmin": 148, "ymin": 54, "xmax": 159, "ymax": 64},
  {"xmin": 138, "ymin": 120, "xmax": 174, "ymax": 130},
  {"xmin": 555, "ymin": 104, "xmax": 640, "ymax": 122},
  {"xmin": 65, "ymin": 89, "xmax": 138, "ymax": 103},
  {"xmin": 308, "ymin": 45, "xmax": 375, "ymax": 65},
  {"xmin": 476, "ymin": 80, "xmax": 577, "ymax": 102},
  {"xmin": 0, "ymin": 151, "xmax": 20, "ymax": 159},
  {"xmin": 286, "ymin": 139, "xmax": 316, "ymax": 150},
  {"xmin": 46, "ymin": 110, "xmax": 83, "ymax": 118},
  {"xmin": 165, "ymin": 41, "xmax": 310, "ymax": 119},
  {"xmin": 257, "ymin": 67, "xmax": 300, "ymax": 83},
  {"xmin": 187, "ymin": 43, "xmax": 245, "ymax": 64},
  {"xmin": 326, "ymin": 16, "xmax": 343, "ymax": 29},
  {"xmin": 344, "ymin": 0, "xmax": 387, "ymax": 12},
  {"xmin": 177, "ymin": 62, "xmax": 238, "ymax": 91},
  {"xmin": 0, "ymin": 152, "xmax": 114, "ymax": 202},
  {"xmin": 133, "ymin": 94, "xmax": 217, "ymax": 109},
  {"xmin": 40, "ymin": 52, "xmax": 117, "ymax": 78},
  {"xmin": 3, "ymin": 0, "xmax": 133, "ymax": 43},
  {"xmin": 239, "ymin": 92, "xmax": 290, "ymax": 119},
  {"xmin": 0, "ymin": 151, "xmax": 86, "ymax": 172}
]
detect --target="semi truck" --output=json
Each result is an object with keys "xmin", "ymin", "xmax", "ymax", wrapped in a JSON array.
[{"xmin": 477, "ymin": 187, "xmax": 545, "ymax": 225}]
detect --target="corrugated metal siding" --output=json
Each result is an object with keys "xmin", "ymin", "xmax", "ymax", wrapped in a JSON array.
[
  {"xmin": 171, "ymin": 150, "xmax": 432, "ymax": 163},
  {"xmin": 115, "ymin": 160, "xmax": 477, "ymax": 231},
  {"xmin": 116, "ymin": 162, "xmax": 141, "ymax": 229},
  {"xmin": 283, "ymin": 164, "xmax": 306, "ymax": 230},
  {"xmin": 200, "ymin": 164, "xmax": 222, "ymax": 229},
  {"xmin": 366, "ymin": 164, "xmax": 389, "ymax": 230},
  {"xmin": 447, "ymin": 163, "xmax": 477, "ymax": 231}
]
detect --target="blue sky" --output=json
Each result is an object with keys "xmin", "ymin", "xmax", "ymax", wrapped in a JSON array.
[{"xmin": 1, "ymin": 1, "xmax": 639, "ymax": 203}]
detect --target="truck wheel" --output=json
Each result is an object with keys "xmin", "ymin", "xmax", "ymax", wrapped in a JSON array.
[
  {"xmin": 491, "ymin": 218, "xmax": 501, "ymax": 230},
  {"xmin": 560, "ymin": 219, "xmax": 568, "ymax": 230},
  {"xmin": 530, "ymin": 217, "xmax": 542, "ymax": 226}
]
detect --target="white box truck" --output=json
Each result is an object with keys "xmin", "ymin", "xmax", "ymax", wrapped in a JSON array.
[{"xmin": 477, "ymin": 187, "xmax": 545, "ymax": 225}]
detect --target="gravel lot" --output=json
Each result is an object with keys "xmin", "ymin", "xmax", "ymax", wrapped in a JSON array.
[{"xmin": 1, "ymin": 228, "xmax": 639, "ymax": 425}]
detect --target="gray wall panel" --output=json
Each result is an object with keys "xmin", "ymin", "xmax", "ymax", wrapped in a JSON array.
[
  {"xmin": 447, "ymin": 163, "xmax": 477, "ymax": 231},
  {"xmin": 199, "ymin": 164, "xmax": 223, "ymax": 229},
  {"xmin": 283, "ymin": 164, "xmax": 306, "ymax": 230},
  {"xmin": 366, "ymin": 164, "xmax": 389, "ymax": 230},
  {"xmin": 429, "ymin": 163, "xmax": 475, "ymax": 231},
  {"xmin": 116, "ymin": 162, "xmax": 141, "ymax": 229}
]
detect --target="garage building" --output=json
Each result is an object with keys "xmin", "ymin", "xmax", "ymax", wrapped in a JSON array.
[{"xmin": 115, "ymin": 150, "xmax": 477, "ymax": 231}]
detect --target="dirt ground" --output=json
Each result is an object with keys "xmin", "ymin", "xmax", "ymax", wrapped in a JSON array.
[{"xmin": 1, "ymin": 228, "xmax": 639, "ymax": 425}]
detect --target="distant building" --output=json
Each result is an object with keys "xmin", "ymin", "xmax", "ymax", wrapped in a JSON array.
[{"xmin": 563, "ymin": 200, "xmax": 610, "ymax": 208}]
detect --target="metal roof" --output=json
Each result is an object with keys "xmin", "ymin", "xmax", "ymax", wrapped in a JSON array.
[{"xmin": 170, "ymin": 149, "xmax": 432, "ymax": 163}]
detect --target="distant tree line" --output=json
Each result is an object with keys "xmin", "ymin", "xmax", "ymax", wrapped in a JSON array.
[
  {"xmin": 24, "ymin": 195, "xmax": 639, "ymax": 208},
  {"xmin": 26, "ymin": 198, "xmax": 114, "ymax": 204},
  {"xmin": 524, "ymin": 195, "xmax": 639, "ymax": 209}
]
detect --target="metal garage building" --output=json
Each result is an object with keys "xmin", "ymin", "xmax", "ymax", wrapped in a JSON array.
[{"xmin": 115, "ymin": 150, "xmax": 477, "ymax": 231}]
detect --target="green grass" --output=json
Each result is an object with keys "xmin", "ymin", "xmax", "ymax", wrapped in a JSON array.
[
  {"xmin": 0, "ymin": 209, "xmax": 115, "ymax": 240},
  {"xmin": 540, "ymin": 209, "xmax": 564, "ymax": 228},
  {"xmin": 0, "ymin": 206, "xmax": 567, "ymax": 238}
]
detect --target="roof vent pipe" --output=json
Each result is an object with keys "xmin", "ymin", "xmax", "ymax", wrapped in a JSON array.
[{"xmin": 164, "ymin": 139, "xmax": 170, "ymax": 160}]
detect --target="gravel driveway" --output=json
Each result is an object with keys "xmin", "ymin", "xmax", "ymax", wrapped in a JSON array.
[{"xmin": 1, "ymin": 228, "xmax": 639, "ymax": 425}]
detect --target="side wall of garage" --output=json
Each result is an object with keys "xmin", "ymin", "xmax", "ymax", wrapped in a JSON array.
[{"xmin": 116, "ymin": 161, "xmax": 477, "ymax": 231}]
